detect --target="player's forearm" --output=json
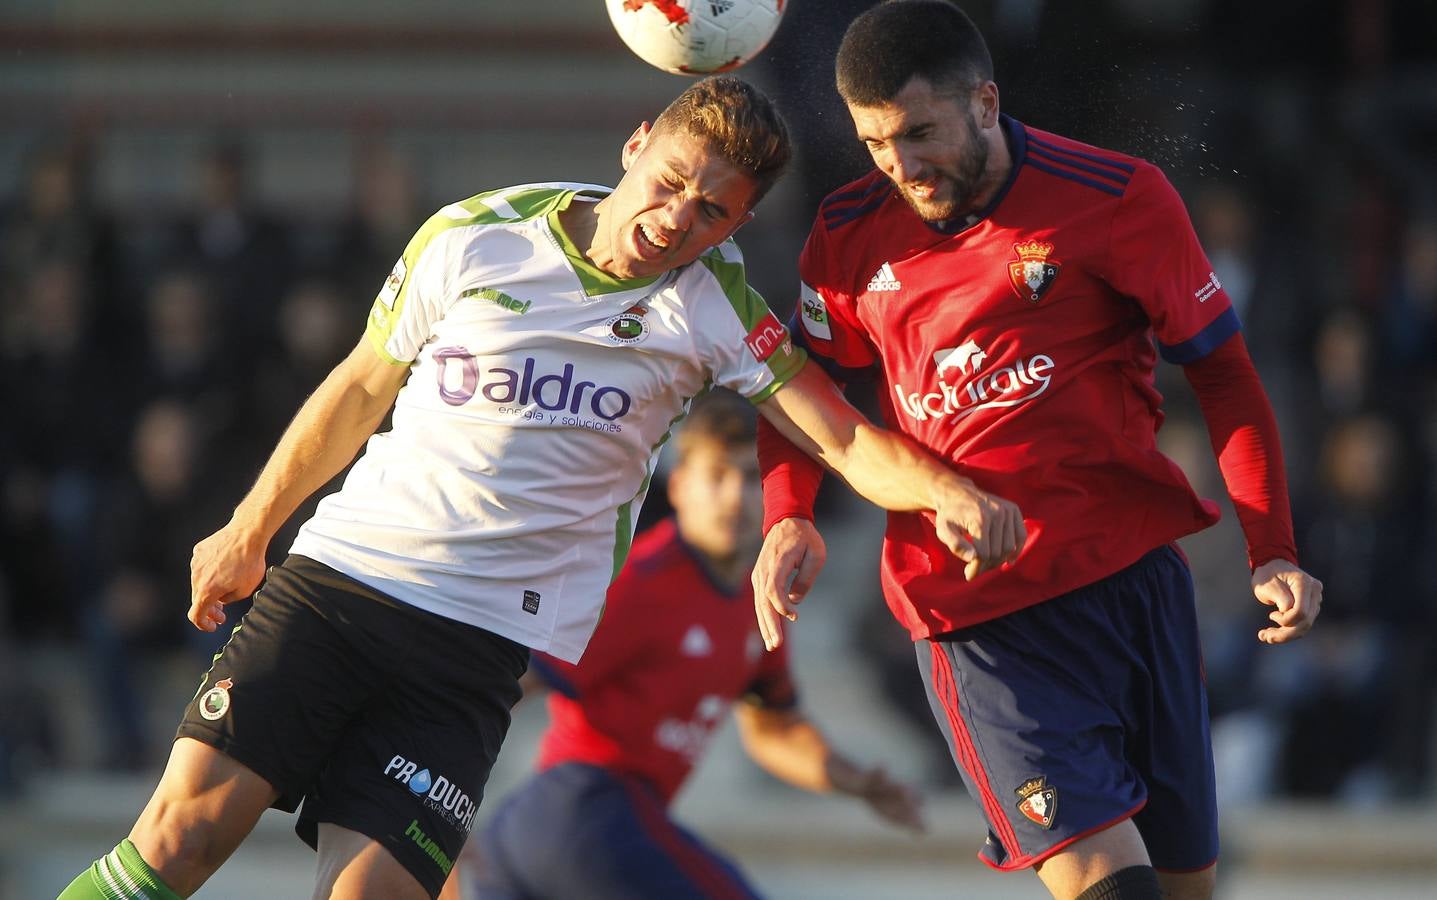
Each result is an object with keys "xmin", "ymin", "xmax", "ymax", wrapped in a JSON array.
[
  {"xmin": 759, "ymin": 362, "xmax": 962, "ymax": 515},
  {"xmin": 736, "ymin": 706, "xmax": 837, "ymax": 793},
  {"xmin": 1183, "ymin": 334, "xmax": 1297, "ymax": 567},
  {"xmin": 229, "ymin": 360, "xmax": 398, "ymax": 543},
  {"xmin": 825, "ymin": 421, "xmax": 969, "ymax": 514}
]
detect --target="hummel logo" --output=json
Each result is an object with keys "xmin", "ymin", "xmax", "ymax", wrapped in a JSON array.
[{"xmin": 866, "ymin": 262, "xmax": 902, "ymax": 292}]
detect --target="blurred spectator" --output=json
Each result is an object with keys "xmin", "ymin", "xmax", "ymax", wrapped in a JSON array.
[
  {"xmin": 87, "ymin": 398, "xmax": 236, "ymax": 770},
  {"xmin": 0, "ymin": 581, "xmax": 59, "ymax": 795},
  {"xmin": 0, "ymin": 140, "xmax": 127, "ymax": 344},
  {"xmin": 133, "ymin": 268, "xmax": 256, "ymax": 484},
  {"xmin": 1272, "ymin": 411, "xmax": 1433, "ymax": 802},
  {"xmin": 250, "ymin": 278, "xmax": 357, "ymax": 560},
  {"xmin": 0, "ymin": 260, "xmax": 123, "ymax": 637},
  {"xmin": 1377, "ymin": 215, "xmax": 1437, "ymax": 382},
  {"xmin": 328, "ymin": 143, "xmax": 425, "ymax": 302},
  {"xmin": 173, "ymin": 139, "xmax": 293, "ymax": 361}
]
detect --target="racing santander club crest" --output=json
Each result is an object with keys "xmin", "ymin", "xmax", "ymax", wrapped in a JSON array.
[
  {"xmin": 1008, "ymin": 240, "xmax": 1061, "ymax": 304},
  {"xmin": 605, "ymin": 305, "xmax": 650, "ymax": 345},
  {"xmin": 199, "ymin": 678, "xmax": 234, "ymax": 721},
  {"xmin": 1015, "ymin": 775, "xmax": 1058, "ymax": 829}
]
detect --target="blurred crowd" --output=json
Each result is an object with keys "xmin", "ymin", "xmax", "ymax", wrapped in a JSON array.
[{"xmin": 2, "ymin": 1, "xmax": 1435, "ymax": 817}]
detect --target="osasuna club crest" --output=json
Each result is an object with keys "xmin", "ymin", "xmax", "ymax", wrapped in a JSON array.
[
  {"xmin": 1008, "ymin": 240, "xmax": 1062, "ymax": 303},
  {"xmin": 1014, "ymin": 775, "xmax": 1058, "ymax": 829},
  {"xmin": 605, "ymin": 305, "xmax": 650, "ymax": 344}
]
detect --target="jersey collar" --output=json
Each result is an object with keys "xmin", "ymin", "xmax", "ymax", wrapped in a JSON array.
[
  {"xmin": 928, "ymin": 112, "xmax": 1027, "ymax": 235},
  {"xmin": 547, "ymin": 190, "xmax": 663, "ymax": 297}
]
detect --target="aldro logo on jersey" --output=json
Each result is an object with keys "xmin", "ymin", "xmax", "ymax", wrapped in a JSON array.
[
  {"xmin": 1008, "ymin": 240, "xmax": 1062, "ymax": 303},
  {"xmin": 894, "ymin": 339, "xmax": 1055, "ymax": 424},
  {"xmin": 432, "ymin": 348, "xmax": 633, "ymax": 422}
]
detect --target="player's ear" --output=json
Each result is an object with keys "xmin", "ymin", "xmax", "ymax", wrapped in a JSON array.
[
  {"xmin": 976, "ymin": 81, "xmax": 1000, "ymax": 129},
  {"xmin": 720, "ymin": 210, "xmax": 756, "ymax": 243},
  {"xmin": 621, "ymin": 122, "xmax": 653, "ymax": 171}
]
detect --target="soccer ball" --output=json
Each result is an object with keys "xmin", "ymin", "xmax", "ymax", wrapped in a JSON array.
[{"xmin": 605, "ymin": 0, "xmax": 786, "ymax": 76}]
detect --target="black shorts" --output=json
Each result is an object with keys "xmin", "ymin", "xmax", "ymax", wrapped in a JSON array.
[{"xmin": 176, "ymin": 554, "xmax": 529, "ymax": 898}]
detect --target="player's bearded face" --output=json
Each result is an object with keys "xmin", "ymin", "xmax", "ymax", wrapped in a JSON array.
[
  {"xmin": 851, "ymin": 80, "xmax": 993, "ymax": 223},
  {"xmin": 898, "ymin": 110, "xmax": 988, "ymax": 222}
]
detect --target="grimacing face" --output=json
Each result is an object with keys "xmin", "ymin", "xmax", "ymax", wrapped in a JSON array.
[
  {"xmin": 849, "ymin": 76, "xmax": 996, "ymax": 223},
  {"xmin": 597, "ymin": 124, "xmax": 758, "ymax": 280}
]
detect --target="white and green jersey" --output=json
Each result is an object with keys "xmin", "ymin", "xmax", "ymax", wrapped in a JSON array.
[{"xmin": 290, "ymin": 184, "xmax": 804, "ymax": 662}]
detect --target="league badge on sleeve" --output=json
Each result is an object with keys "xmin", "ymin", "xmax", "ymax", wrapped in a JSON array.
[
  {"xmin": 1014, "ymin": 775, "xmax": 1058, "ymax": 829},
  {"xmin": 1008, "ymin": 240, "xmax": 1062, "ymax": 304},
  {"xmin": 798, "ymin": 282, "xmax": 832, "ymax": 340},
  {"xmin": 378, "ymin": 258, "xmax": 407, "ymax": 310}
]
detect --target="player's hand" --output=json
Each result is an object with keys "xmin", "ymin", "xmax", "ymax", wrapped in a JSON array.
[
  {"xmin": 753, "ymin": 516, "xmax": 827, "ymax": 651},
  {"xmin": 1251, "ymin": 559, "xmax": 1322, "ymax": 644},
  {"xmin": 189, "ymin": 521, "xmax": 268, "ymax": 632},
  {"xmin": 929, "ymin": 475, "xmax": 1026, "ymax": 581},
  {"xmin": 849, "ymin": 765, "xmax": 927, "ymax": 833}
]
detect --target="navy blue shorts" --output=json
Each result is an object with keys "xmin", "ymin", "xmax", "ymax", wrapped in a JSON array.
[
  {"xmin": 917, "ymin": 545, "xmax": 1218, "ymax": 872},
  {"xmin": 473, "ymin": 763, "xmax": 761, "ymax": 899}
]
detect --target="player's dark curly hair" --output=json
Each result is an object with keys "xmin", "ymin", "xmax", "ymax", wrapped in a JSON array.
[
  {"xmin": 836, "ymin": 0, "xmax": 994, "ymax": 105},
  {"xmin": 652, "ymin": 76, "xmax": 791, "ymax": 205}
]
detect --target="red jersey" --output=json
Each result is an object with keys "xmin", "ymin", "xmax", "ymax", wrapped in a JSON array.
[
  {"xmin": 794, "ymin": 116, "xmax": 1236, "ymax": 639},
  {"xmin": 532, "ymin": 518, "xmax": 797, "ymax": 804}
]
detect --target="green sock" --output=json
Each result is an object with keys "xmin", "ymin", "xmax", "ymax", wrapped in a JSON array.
[{"xmin": 56, "ymin": 840, "xmax": 185, "ymax": 900}]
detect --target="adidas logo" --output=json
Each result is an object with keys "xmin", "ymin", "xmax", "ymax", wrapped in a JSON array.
[{"xmin": 866, "ymin": 262, "xmax": 902, "ymax": 292}]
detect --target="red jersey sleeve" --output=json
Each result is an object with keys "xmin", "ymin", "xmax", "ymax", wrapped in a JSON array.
[
  {"xmin": 793, "ymin": 213, "xmax": 879, "ymax": 376},
  {"xmin": 1103, "ymin": 163, "xmax": 1241, "ymax": 364},
  {"xmin": 1183, "ymin": 333, "xmax": 1298, "ymax": 569},
  {"xmin": 759, "ymin": 415, "xmax": 824, "ymax": 532},
  {"xmin": 759, "ymin": 214, "xmax": 878, "ymax": 532}
]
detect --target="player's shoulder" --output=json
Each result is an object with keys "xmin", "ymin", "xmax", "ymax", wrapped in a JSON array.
[
  {"xmin": 399, "ymin": 181, "xmax": 609, "ymax": 267},
  {"xmin": 683, "ymin": 235, "xmax": 751, "ymax": 306},
  {"xmin": 621, "ymin": 519, "xmax": 690, "ymax": 581},
  {"xmin": 1018, "ymin": 122, "xmax": 1162, "ymax": 202},
  {"xmin": 813, "ymin": 170, "xmax": 896, "ymax": 236},
  {"xmin": 434, "ymin": 181, "xmax": 609, "ymax": 229}
]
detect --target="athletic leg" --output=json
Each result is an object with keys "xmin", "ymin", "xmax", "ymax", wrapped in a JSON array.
[
  {"xmin": 128, "ymin": 737, "xmax": 281, "ymax": 894},
  {"xmin": 58, "ymin": 737, "xmax": 278, "ymax": 899},
  {"xmin": 1156, "ymin": 864, "xmax": 1217, "ymax": 899},
  {"xmin": 314, "ymin": 823, "xmax": 430, "ymax": 900},
  {"xmin": 1032, "ymin": 818, "xmax": 1154, "ymax": 899}
]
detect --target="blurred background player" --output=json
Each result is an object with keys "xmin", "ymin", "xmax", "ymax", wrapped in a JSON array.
[
  {"xmin": 753, "ymin": 3, "xmax": 1323, "ymax": 899},
  {"xmin": 441, "ymin": 390, "xmax": 924, "ymax": 900}
]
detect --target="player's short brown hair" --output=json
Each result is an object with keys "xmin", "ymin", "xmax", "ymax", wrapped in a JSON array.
[
  {"xmin": 673, "ymin": 388, "xmax": 758, "ymax": 464},
  {"xmin": 652, "ymin": 76, "xmax": 792, "ymax": 206},
  {"xmin": 836, "ymin": 0, "xmax": 994, "ymax": 106}
]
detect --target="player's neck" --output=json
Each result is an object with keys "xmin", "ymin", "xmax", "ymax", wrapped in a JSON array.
[
  {"xmin": 678, "ymin": 528, "xmax": 754, "ymax": 592},
  {"xmin": 962, "ymin": 120, "xmax": 1014, "ymax": 218},
  {"xmin": 557, "ymin": 196, "xmax": 609, "ymax": 271}
]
